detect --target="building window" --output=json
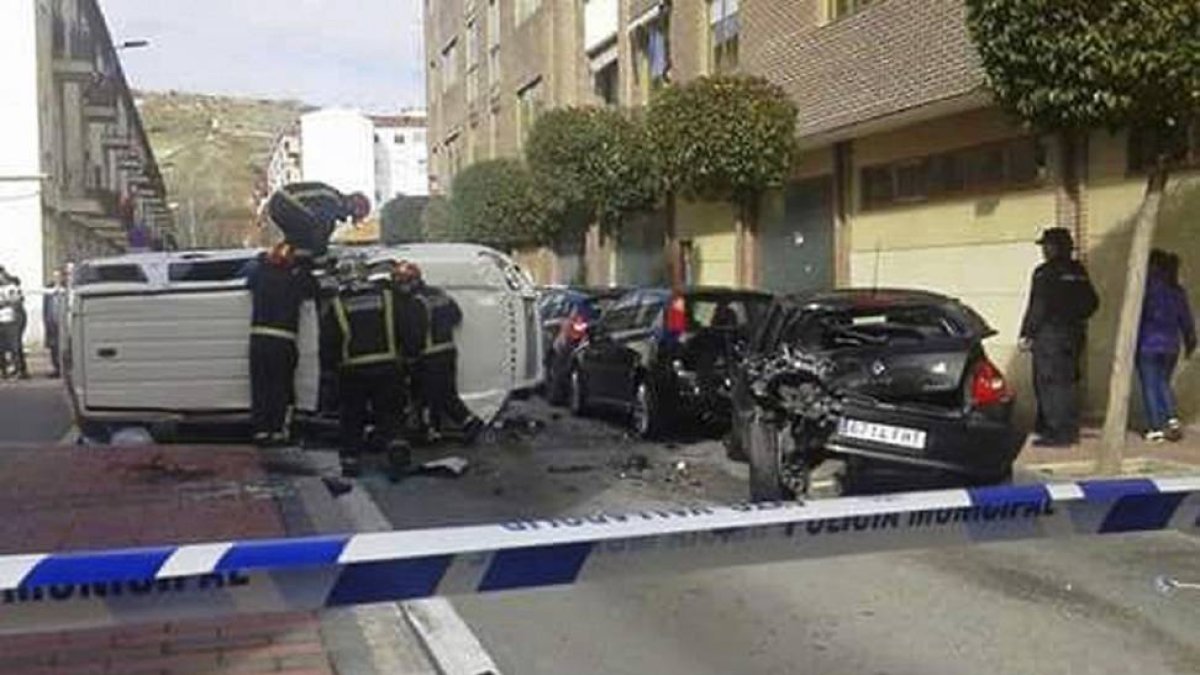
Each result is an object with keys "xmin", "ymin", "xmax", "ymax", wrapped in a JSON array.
[
  {"xmin": 825, "ymin": 0, "xmax": 877, "ymax": 22},
  {"xmin": 1128, "ymin": 121, "xmax": 1200, "ymax": 173},
  {"xmin": 594, "ymin": 61, "xmax": 619, "ymax": 106},
  {"xmin": 441, "ymin": 39, "xmax": 459, "ymax": 91},
  {"xmin": 515, "ymin": 0, "xmax": 541, "ymax": 26},
  {"xmin": 708, "ymin": 0, "xmax": 739, "ymax": 74},
  {"xmin": 394, "ymin": 133, "xmax": 405, "ymax": 144},
  {"xmin": 632, "ymin": 12, "xmax": 670, "ymax": 102},
  {"xmin": 860, "ymin": 137, "xmax": 1044, "ymax": 210},
  {"xmin": 517, "ymin": 78, "xmax": 544, "ymax": 150}
]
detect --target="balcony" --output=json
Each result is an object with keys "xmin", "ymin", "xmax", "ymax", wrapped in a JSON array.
[
  {"xmin": 84, "ymin": 104, "xmax": 117, "ymax": 121},
  {"xmin": 52, "ymin": 56, "xmax": 95, "ymax": 81}
]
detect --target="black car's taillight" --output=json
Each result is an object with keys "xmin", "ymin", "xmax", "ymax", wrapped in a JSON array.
[{"xmin": 970, "ymin": 357, "xmax": 1013, "ymax": 407}]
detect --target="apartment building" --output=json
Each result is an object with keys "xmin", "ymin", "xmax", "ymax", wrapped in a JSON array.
[
  {"xmin": 265, "ymin": 125, "xmax": 302, "ymax": 196},
  {"xmin": 425, "ymin": 0, "xmax": 1200, "ymax": 417},
  {"xmin": 1, "ymin": 0, "xmax": 174, "ymax": 345}
]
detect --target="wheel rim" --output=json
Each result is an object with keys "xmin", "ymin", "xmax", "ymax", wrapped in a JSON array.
[{"xmin": 632, "ymin": 383, "xmax": 650, "ymax": 436}]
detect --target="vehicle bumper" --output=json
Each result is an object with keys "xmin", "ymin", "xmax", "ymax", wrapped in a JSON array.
[{"xmin": 827, "ymin": 400, "xmax": 1025, "ymax": 483}]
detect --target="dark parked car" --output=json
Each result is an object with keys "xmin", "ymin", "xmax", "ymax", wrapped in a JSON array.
[
  {"xmin": 732, "ymin": 289, "xmax": 1025, "ymax": 500},
  {"xmin": 568, "ymin": 287, "xmax": 773, "ymax": 438},
  {"xmin": 537, "ymin": 286, "xmax": 627, "ymax": 404}
]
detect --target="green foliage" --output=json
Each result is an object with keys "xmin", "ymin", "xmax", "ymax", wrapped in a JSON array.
[
  {"xmin": 647, "ymin": 75, "xmax": 798, "ymax": 203},
  {"xmin": 525, "ymin": 107, "xmax": 659, "ymax": 230},
  {"xmin": 420, "ymin": 196, "xmax": 453, "ymax": 242},
  {"xmin": 965, "ymin": 0, "xmax": 1200, "ymax": 136},
  {"xmin": 447, "ymin": 159, "xmax": 554, "ymax": 249},
  {"xmin": 379, "ymin": 195, "xmax": 429, "ymax": 244}
]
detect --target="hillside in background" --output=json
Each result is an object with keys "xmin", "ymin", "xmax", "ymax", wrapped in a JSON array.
[{"xmin": 137, "ymin": 91, "xmax": 310, "ymax": 249}]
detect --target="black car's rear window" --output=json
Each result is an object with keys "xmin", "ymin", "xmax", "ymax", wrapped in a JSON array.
[
  {"xmin": 784, "ymin": 304, "xmax": 968, "ymax": 350},
  {"xmin": 685, "ymin": 294, "xmax": 771, "ymax": 331}
]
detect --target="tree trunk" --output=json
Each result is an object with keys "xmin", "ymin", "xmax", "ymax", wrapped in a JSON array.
[
  {"xmin": 1098, "ymin": 167, "xmax": 1169, "ymax": 474},
  {"xmin": 665, "ymin": 192, "xmax": 682, "ymax": 289}
]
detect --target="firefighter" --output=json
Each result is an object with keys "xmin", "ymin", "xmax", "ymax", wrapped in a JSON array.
[
  {"xmin": 405, "ymin": 263, "xmax": 484, "ymax": 443},
  {"xmin": 323, "ymin": 262, "xmax": 409, "ymax": 478},
  {"xmin": 1019, "ymin": 227, "xmax": 1099, "ymax": 448},
  {"xmin": 266, "ymin": 182, "xmax": 370, "ymax": 262},
  {"xmin": 247, "ymin": 242, "xmax": 315, "ymax": 446}
]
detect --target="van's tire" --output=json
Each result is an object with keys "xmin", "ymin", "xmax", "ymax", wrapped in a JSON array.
[
  {"xmin": 77, "ymin": 419, "xmax": 112, "ymax": 444},
  {"xmin": 747, "ymin": 412, "xmax": 796, "ymax": 502},
  {"xmin": 569, "ymin": 367, "xmax": 590, "ymax": 417}
]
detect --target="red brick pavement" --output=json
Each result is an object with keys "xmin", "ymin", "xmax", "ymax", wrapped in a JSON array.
[
  {"xmin": 0, "ymin": 446, "xmax": 336, "ymax": 674},
  {"xmin": 1017, "ymin": 427, "xmax": 1200, "ymax": 474}
]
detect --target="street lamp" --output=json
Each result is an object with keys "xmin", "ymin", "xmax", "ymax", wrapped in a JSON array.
[{"xmin": 116, "ymin": 39, "xmax": 150, "ymax": 51}]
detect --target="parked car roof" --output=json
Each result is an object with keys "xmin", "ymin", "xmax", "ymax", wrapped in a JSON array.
[
  {"xmin": 638, "ymin": 287, "xmax": 774, "ymax": 299},
  {"xmin": 785, "ymin": 288, "xmax": 961, "ymax": 311}
]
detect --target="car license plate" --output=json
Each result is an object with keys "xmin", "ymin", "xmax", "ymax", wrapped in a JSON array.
[{"xmin": 838, "ymin": 418, "xmax": 927, "ymax": 450}]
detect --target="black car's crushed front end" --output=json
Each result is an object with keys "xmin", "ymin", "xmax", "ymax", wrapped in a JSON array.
[{"xmin": 737, "ymin": 290, "xmax": 1027, "ymax": 497}]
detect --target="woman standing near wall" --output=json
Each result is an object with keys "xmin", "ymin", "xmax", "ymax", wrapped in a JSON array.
[{"xmin": 1137, "ymin": 250, "xmax": 1197, "ymax": 442}]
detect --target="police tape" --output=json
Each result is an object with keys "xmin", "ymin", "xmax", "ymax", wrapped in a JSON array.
[{"xmin": 0, "ymin": 476, "xmax": 1197, "ymax": 634}]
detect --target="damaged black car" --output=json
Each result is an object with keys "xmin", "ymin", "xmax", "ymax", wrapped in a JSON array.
[{"xmin": 730, "ymin": 289, "xmax": 1027, "ymax": 500}]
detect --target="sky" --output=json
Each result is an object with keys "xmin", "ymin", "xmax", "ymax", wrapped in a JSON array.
[{"xmin": 98, "ymin": 0, "xmax": 425, "ymax": 112}]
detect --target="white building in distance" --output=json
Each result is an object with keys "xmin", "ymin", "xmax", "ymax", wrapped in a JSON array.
[
  {"xmin": 265, "ymin": 109, "xmax": 428, "ymax": 214},
  {"xmin": 299, "ymin": 109, "xmax": 377, "ymax": 206}
]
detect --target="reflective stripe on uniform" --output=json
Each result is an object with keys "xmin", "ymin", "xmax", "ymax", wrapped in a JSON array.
[
  {"xmin": 423, "ymin": 342, "xmax": 455, "ymax": 357},
  {"xmin": 250, "ymin": 325, "xmax": 297, "ymax": 341},
  {"xmin": 333, "ymin": 289, "xmax": 398, "ymax": 367}
]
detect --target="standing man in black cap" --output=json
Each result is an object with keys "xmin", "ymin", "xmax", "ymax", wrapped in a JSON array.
[{"xmin": 1019, "ymin": 227, "xmax": 1099, "ymax": 447}]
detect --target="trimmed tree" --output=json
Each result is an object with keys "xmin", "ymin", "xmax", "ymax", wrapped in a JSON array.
[
  {"xmin": 965, "ymin": 0, "xmax": 1200, "ymax": 472},
  {"xmin": 646, "ymin": 75, "xmax": 799, "ymax": 285},
  {"xmin": 447, "ymin": 159, "xmax": 555, "ymax": 250},
  {"xmin": 525, "ymin": 107, "xmax": 659, "ymax": 232},
  {"xmin": 419, "ymin": 196, "xmax": 453, "ymax": 242},
  {"xmin": 379, "ymin": 195, "xmax": 430, "ymax": 244}
]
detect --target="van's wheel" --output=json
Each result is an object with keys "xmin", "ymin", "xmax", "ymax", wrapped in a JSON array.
[
  {"xmin": 630, "ymin": 380, "xmax": 663, "ymax": 440},
  {"xmin": 569, "ymin": 367, "xmax": 589, "ymax": 417},
  {"xmin": 747, "ymin": 412, "xmax": 797, "ymax": 502}
]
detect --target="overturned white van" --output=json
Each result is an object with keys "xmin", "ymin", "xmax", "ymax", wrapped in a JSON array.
[{"xmin": 64, "ymin": 244, "xmax": 542, "ymax": 441}]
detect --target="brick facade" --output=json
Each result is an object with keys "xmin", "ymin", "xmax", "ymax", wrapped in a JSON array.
[{"xmin": 744, "ymin": 0, "xmax": 985, "ymax": 138}]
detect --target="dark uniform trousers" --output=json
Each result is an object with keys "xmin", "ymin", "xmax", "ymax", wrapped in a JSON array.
[
  {"xmin": 339, "ymin": 363, "xmax": 405, "ymax": 460},
  {"xmin": 249, "ymin": 333, "xmax": 298, "ymax": 435},
  {"xmin": 1032, "ymin": 329, "xmax": 1083, "ymax": 442},
  {"xmin": 416, "ymin": 349, "xmax": 473, "ymax": 430}
]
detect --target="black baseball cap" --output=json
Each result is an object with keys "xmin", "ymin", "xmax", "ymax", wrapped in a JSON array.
[{"xmin": 1036, "ymin": 227, "xmax": 1074, "ymax": 248}]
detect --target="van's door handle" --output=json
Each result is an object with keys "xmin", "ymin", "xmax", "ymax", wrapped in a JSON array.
[{"xmin": 97, "ymin": 348, "xmax": 117, "ymax": 359}]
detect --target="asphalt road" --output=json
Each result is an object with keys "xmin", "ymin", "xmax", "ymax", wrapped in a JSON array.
[
  {"xmin": 0, "ymin": 376, "xmax": 71, "ymax": 444},
  {"xmin": 364, "ymin": 399, "xmax": 1200, "ymax": 675},
  {"xmin": 4, "ymin": 381, "xmax": 1197, "ymax": 674}
]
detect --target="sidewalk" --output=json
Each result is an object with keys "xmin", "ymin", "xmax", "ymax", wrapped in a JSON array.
[
  {"xmin": 0, "ymin": 445, "xmax": 335, "ymax": 675},
  {"xmin": 1017, "ymin": 427, "xmax": 1200, "ymax": 479}
]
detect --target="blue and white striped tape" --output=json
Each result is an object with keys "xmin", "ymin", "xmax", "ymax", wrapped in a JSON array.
[{"xmin": 0, "ymin": 476, "xmax": 1197, "ymax": 635}]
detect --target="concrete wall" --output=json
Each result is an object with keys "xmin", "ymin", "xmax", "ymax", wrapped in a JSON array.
[
  {"xmin": 675, "ymin": 200, "xmax": 738, "ymax": 287},
  {"xmin": 845, "ymin": 107, "xmax": 1058, "ymax": 420},
  {"xmin": 1082, "ymin": 130, "xmax": 1200, "ymax": 423}
]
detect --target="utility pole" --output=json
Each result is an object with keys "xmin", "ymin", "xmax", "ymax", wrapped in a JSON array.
[{"xmin": 188, "ymin": 197, "xmax": 197, "ymax": 248}]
